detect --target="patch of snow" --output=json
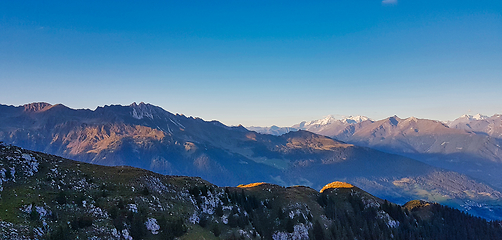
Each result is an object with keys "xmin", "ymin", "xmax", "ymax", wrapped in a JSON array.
[
  {"xmin": 169, "ymin": 118, "xmax": 185, "ymax": 129},
  {"xmin": 342, "ymin": 115, "xmax": 371, "ymax": 124},
  {"xmin": 302, "ymin": 115, "xmax": 371, "ymax": 128},
  {"xmin": 454, "ymin": 114, "xmax": 489, "ymax": 123},
  {"xmin": 473, "ymin": 114, "xmax": 489, "ymax": 120},
  {"xmin": 308, "ymin": 115, "xmax": 338, "ymax": 126}
]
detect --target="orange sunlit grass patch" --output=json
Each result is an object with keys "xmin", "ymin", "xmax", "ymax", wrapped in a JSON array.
[
  {"xmin": 237, "ymin": 182, "xmax": 267, "ymax": 188},
  {"xmin": 320, "ymin": 181, "xmax": 354, "ymax": 192}
]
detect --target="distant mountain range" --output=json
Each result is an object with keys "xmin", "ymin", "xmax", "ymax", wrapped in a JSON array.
[
  {"xmin": 449, "ymin": 114, "xmax": 502, "ymax": 139},
  {"xmin": 247, "ymin": 115, "xmax": 371, "ymax": 136},
  {"xmin": 248, "ymin": 114, "xmax": 502, "ymax": 191},
  {"xmin": 3, "ymin": 143, "xmax": 501, "ymax": 239},
  {"xmin": 1, "ymin": 102, "xmax": 502, "ymax": 219}
]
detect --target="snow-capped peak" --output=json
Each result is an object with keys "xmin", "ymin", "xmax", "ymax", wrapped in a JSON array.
[
  {"xmin": 473, "ymin": 114, "xmax": 488, "ymax": 120},
  {"xmin": 305, "ymin": 115, "xmax": 338, "ymax": 126},
  {"xmin": 303, "ymin": 115, "xmax": 370, "ymax": 127},
  {"xmin": 459, "ymin": 114, "xmax": 488, "ymax": 121},
  {"xmin": 341, "ymin": 116, "xmax": 371, "ymax": 124}
]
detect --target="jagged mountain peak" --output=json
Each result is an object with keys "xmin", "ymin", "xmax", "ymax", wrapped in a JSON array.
[
  {"xmin": 129, "ymin": 101, "xmax": 144, "ymax": 107},
  {"xmin": 93, "ymin": 102, "xmax": 177, "ymax": 122},
  {"xmin": 130, "ymin": 102, "xmax": 160, "ymax": 120},
  {"xmin": 458, "ymin": 113, "xmax": 489, "ymax": 121},
  {"xmin": 22, "ymin": 102, "xmax": 53, "ymax": 112},
  {"xmin": 448, "ymin": 113, "xmax": 491, "ymax": 128},
  {"xmin": 405, "ymin": 116, "xmax": 418, "ymax": 122},
  {"xmin": 129, "ymin": 102, "xmax": 160, "ymax": 109},
  {"xmin": 473, "ymin": 113, "xmax": 488, "ymax": 120},
  {"xmin": 304, "ymin": 115, "xmax": 371, "ymax": 127},
  {"xmin": 305, "ymin": 115, "xmax": 338, "ymax": 126},
  {"xmin": 384, "ymin": 115, "xmax": 402, "ymax": 126},
  {"xmin": 341, "ymin": 115, "xmax": 371, "ymax": 124},
  {"xmin": 248, "ymin": 115, "xmax": 372, "ymax": 137},
  {"xmin": 448, "ymin": 113, "xmax": 502, "ymax": 140},
  {"xmin": 129, "ymin": 101, "xmax": 161, "ymax": 110},
  {"xmin": 360, "ymin": 116, "xmax": 457, "ymax": 136}
]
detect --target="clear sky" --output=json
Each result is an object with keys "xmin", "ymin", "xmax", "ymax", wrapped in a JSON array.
[{"xmin": 1, "ymin": 1, "xmax": 501, "ymax": 127}]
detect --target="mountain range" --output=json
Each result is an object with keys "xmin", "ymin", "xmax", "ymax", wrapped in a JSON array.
[
  {"xmin": 1, "ymin": 102, "xmax": 502, "ymax": 220},
  {"xmin": 248, "ymin": 114, "xmax": 502, "ymax": 191},
  {"xmin": 247, "ymin": 115, "xmax": 371, "ymax": 136},
  {"xmin": 1, "ymin": 143, "xmax": 501, "ymax": 239},
  {"xmin": 449, "ymin": 114, "xmax": 502, "ymax": 139}
]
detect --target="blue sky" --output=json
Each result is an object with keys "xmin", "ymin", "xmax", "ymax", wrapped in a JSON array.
[{"xmin": 1, "ymin": 1, "xmax": 501, "ymax": 126}]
